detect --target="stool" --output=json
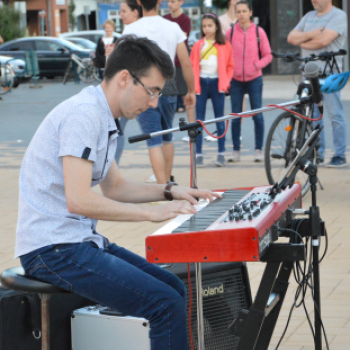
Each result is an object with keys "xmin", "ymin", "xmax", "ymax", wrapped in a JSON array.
[{"xmin": 1, "ymin": 267, "xmax": 69, "ymax": 350}]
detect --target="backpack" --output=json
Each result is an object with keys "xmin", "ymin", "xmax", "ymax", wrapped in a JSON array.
[{"xmin": 230, "ymin": 23, "xmax": 262, "ymax": 60}]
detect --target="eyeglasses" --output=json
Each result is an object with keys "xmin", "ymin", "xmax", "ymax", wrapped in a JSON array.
[{"xmin": 130, "ymin": 72, "xmax": 163, "ymax": 99}]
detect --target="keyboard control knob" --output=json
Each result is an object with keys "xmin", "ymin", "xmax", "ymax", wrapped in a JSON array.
[
  {"xmin": 253, "ymin": 209, "xmax": 260, "ymax": 217},
  {"xmin": 233, "ymin": 205, "xmax": 240, "ymax": 213},
  {"xmin": 234, "ymin": 213, "xmax": 240, "ymax": 221},
  {"xmin": 247, "ymin": 213, "xmax": 253, "ymax": 220},
  {"xmin": 243, "ymin": 204, "xmax": 250, "ymax": 212},
  {"xmin": 260, "ymin": 201, "xmax": 268, "ymax": 209},
  {"xmin": 229, "ymin": 209, "xmax": 234, "ymax": 221}
]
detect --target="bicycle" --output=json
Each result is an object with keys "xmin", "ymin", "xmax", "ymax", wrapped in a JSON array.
[
  {"xmin": 63, "ymin": 53, "xmax": 99, "ymax": 85},
  {"xmin": 264, "ymin": 49, "xmax": 346, "ymax": 196}
]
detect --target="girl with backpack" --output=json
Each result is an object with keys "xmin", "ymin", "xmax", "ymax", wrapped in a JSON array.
[
  {"xmin": 190, "ymin": 13, "xmax": 234, "ymax": 167},
  {"xmin": 226, "ymin": 0, "xmax": 272, "ymax": 163}
]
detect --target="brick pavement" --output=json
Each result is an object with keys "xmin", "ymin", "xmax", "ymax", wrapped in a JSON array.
[
  {"xmin": 1, "ymin": 75, "xmax": 350, "ymax": 349},
  {"xmin": 1, "ymin": 138, "xmax": 349, "ymax": 349}
]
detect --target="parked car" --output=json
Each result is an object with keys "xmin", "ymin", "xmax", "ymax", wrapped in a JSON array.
[
  {"xmin": 0, "ymin": 55, "xmax": 27, "ymax": 87},
  {"xmin": 65, "ymin": 37, "xmax": 97, "ymax": 58},
  {"xmin": 65, "ymin": 37, "xmax": 97, "ymax": 50},
  {"xmin": 60, "ymin": 30, "xmax": 120, "ymax": 45},
  {"xmin": 188, "ymin": 30, "xmax": 201, "ymax": 51},
  {"xmin": 0, "ymin": 37, "xmax": 92, "ymax": 78}
]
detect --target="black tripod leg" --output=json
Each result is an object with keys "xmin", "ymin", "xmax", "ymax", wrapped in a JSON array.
[
  {"xmin": 254, "ymin": 261, "xmax": 294, "ymax": 350},
  {"xmin": 236, "ymin": 262, "xmax": 280, "ymax": 350}
]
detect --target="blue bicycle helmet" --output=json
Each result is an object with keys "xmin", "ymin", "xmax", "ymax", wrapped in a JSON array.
[{"xmin": 321, "ymin": 71, "xmax": 350, "ymax": 93}]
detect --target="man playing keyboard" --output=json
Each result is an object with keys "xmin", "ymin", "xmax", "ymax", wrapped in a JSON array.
[{"xmin": 15, "ymin": 35, "xmax": 220, "ymax": 350}]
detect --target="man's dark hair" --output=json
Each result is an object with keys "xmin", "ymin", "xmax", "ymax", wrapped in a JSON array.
[
  {"xmin": 104, "ymin": 35, "xmax": 174, "ymax": 82},
  {"xmin": 139, "ymin": 0, "xmax": 158, "ymax": 12}
]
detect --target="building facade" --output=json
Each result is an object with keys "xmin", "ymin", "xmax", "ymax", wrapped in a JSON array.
[{"xmin": 9, "ymin": 0, "xmax": 69, "ymax": 36}]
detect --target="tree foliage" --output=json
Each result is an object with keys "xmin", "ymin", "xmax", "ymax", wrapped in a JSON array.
[
  {"xmin": 69, "ymin": 0, "xmax": 76, "ymax": 31},
  {"xmin": 0, "ymin": 5, "xmax": 22, "ymax": 42},
  {"xmin": 212, "ymin": 0, "xmax": 228, "ymax": 10}
]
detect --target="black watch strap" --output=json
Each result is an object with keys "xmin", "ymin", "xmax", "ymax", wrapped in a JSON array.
[{"xmin": 164, "ymin": 182, "xmax": 178, "ymax": 201}]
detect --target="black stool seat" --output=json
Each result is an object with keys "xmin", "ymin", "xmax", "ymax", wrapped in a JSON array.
[{"xmin": 1, "ymin": 267, "xmax": 69, "ymax": 294}]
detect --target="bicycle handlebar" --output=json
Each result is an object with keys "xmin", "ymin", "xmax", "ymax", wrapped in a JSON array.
[{"xmin": 272, "ymin": 49, "xmax": 347, "ymax": 63}]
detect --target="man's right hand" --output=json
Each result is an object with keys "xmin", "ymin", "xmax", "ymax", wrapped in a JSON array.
[{"xmin": 148, "ymin": 201, "xmax": 197, "ymax": 222}]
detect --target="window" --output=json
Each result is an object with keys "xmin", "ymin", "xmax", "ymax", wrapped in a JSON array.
[
  {"xmin": 36, "ymin": 40, "xmax": 63, "ymax": 51},
  {"xmin": 108, "ymin": 10, "xmax": 122, "ymax": 33},
  {"xmin": 5, "ymin": 41, "xmax": 35, "ymax": 51}
]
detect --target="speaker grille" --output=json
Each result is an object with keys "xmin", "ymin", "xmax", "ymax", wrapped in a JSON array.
[{"xmin": 184, "ymin": 267, "xmax": 249, "ymax": 349}]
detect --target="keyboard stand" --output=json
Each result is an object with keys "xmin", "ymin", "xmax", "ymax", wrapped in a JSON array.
[{"xmin": 229, "ymin": 243, "xmax": 305, "ymax": 350}]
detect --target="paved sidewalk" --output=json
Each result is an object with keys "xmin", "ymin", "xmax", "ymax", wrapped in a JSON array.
[{"xmin": 1, "ymin": 76, "xmax": 350, "ymax": 349}]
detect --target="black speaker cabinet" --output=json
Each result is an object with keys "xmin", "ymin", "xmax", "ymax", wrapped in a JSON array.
[{"xmin": 161, "ymin": 262, "xmax": 252, "ymax": 350}]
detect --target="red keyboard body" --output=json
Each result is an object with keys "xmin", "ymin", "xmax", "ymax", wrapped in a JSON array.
[{"xmin": 146, "ymin": 184, "xmax": 302, "ymax": 263}]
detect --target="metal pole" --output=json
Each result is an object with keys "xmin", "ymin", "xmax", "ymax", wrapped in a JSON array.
[
  {"xmin": 195, "ymin": 263, "xmax": 205, "ymax": 350},
  {"xmin": 39, "ymin": 293, "xmax": 51, "ymax": 350},
  {"xmin": 131, "ymin": 100, "xmax": 304, "ymax": 142},
  {"xmin": 47, "ymin": 0, "xmax": 52, "ymax": 36}
]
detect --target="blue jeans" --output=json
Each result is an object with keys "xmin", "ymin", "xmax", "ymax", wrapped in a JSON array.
[
  {"xmin": 20, "ymin": 242, "xmax": 188, "ymax": 350},
  {"xmin": 229, "ymin": 76, "xmax": 264, "ymax": 151},
  {"xmin": 115, "ymin": 117, "xmax": 128, "ymax": 165},
  {"xmin": 312, "ymin": 91, "xmax": 346, "ymax": 159},
  {"xmin": 196, "ymin": 78, "xmax": 226, "ymax": 154},
  {"xmin": 137, "ymin": 95, "xmax": 177, "ymax": 148}
]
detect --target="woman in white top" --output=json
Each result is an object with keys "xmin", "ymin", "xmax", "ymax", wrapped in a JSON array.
[{"xmin": 95, "ymin": 19, "xmax": 118, "ymax": 80}]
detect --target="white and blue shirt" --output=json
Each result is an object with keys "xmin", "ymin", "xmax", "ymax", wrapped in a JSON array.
[{"xmin": 15, "ymin": 85, "xmax": 118, "ymax": 258}]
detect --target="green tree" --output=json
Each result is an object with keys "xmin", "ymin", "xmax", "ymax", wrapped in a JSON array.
[
  {"xmin": 69, "ymin": 0, "xmax": 77, "ymax": 31},
  {"xmin": 212, "ymin": 0, "xmax": 228, "ymax": 10},
  {"xmin": 0, "ymin": 5, "xmax": 22, "ymax": 42}
]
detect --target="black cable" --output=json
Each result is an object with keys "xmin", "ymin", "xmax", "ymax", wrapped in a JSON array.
[{"xmin": 275, "ymin": 221, "xmax": 330, "ymax": 350}]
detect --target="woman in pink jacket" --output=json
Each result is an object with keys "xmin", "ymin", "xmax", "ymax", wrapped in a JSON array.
[
  {"xmin": 190, "ymin": 13, "xmax": 234, "ymax": 167},
  {"xmin": 226, "ymin": 0, "xmax": 272, "ymax": 162}
]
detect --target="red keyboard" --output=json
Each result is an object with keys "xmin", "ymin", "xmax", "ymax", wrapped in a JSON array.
[{"xmin": 146, "ymin": 184, "xmax": 302, "ymax": 263}]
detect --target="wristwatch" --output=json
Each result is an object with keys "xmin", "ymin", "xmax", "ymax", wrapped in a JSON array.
[{"xmin": 164, "ymin": 182, "xmax": 178, "ymax": 201}]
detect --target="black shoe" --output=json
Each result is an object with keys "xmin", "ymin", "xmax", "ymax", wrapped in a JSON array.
[
  {"xmin": 170, "ymin": 175, "xmax": 175, "ymax": 182},
  {"xmin": 327, "ymin": 157, "xmax": 347, "ymax": 168},
  {"xmin": 316, "ymin": 157, "xmax": 324, "ymax": 165}
]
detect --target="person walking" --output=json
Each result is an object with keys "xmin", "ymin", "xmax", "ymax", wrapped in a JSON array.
[
  {"xmin": 163, "ymin": 0, "xmax": 191, "ymax": 115},
  {"xmin": 115, "ymin": 0, "xmax": 143, "ymax": 165},
  {"xmin": 95, "ymin": 19, "xmax": 118, "ymax": 81},
  {"xmin": 190, "ymin": 13, "xmax": 234, "ymax": 167},
  {"xmin": 226, "ymin": 0, "xmax": 272, "ymax": 163},
  {"xmin": 287, "ymin": 0, "xmax": 347, "ymax": 168},
  {"xmin": 219, "ymin": 0, "xmax": 239, "ymax": 35},
  {"xmin": 123, "ymin": 0, "xmax": 196, "ymax": 185}
]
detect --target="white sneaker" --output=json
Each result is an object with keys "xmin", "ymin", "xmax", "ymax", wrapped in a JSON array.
[
  {"xmin": 182, "ymin": 136, "xmax": 190, "ymax": 142},
  {"xmin": 145, "ymin": 174, "xmax": 157, "ymax": 183},
  {"xmin": 227, "ymin": 151, "xmax": 240, "ymax": 162},
  {"xmin": 254, "ymin": 149, "xmax": 263, "ymax": 162},
  {"xmin": 204, "ymin": 135, "xmax": 218, "ymax": 142}
]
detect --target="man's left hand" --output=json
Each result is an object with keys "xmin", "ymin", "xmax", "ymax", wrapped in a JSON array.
[{"xmin": 170, "ymin": 186, "xmax": 222, "ymax": 205}]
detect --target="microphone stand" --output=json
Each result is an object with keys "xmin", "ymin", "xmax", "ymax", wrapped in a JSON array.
[
  {"xmin": 128, "ymin": 96, "xmax": 315, "ymax": 350},
  {"xmin": 269, "ymin": 126, "xmax": 325, "ymax": 350}
]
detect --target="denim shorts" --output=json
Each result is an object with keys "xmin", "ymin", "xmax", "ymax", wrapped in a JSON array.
[{"xmin": 137, "ymin": 95, "xmax": 177, "ymax": 148}]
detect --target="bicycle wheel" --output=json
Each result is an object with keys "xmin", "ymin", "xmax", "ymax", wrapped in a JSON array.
[
  {"xmin": 0, "ymin": 66, "xmax": 14, "ymax": 95},
  {"xmin": 77, "ymin": 59, "xmax": 95, "ymax": 83},
  {"xmin": 264, "ymin": 111, "xmax": 315, "ymax": 196}
]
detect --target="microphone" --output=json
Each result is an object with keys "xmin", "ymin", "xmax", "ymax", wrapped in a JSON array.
[{"xmin": 304, "ymin": 61, "xmax": 323, "ymax": 114}]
